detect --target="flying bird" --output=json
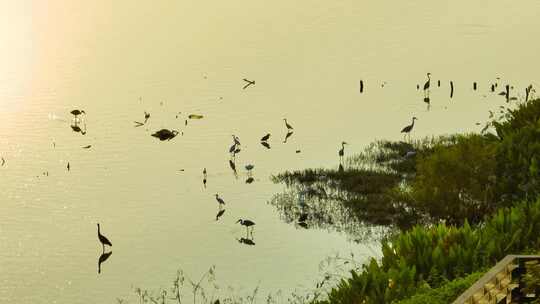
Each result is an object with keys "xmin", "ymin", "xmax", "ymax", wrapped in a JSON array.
[
  {"xmin": 242, "ymin": 78, "xmax": 255, "ymax": 89},
  {"xmin": 70, "ymin": 109, "xmax": 85, "ymax": 117}
]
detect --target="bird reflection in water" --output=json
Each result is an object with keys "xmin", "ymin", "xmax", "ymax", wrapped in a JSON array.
[
  {"xmin": 283, "ymin": 131, "xmax": 294, "ymax": 143},
  {"xmin": 215, "ymin": 208, "xmax": 225, "ymax": 221},
  {"xmin": 98, "ymin": 251, "xmax": 112, "ymax": 274},
  {"xmin": 237, "ymin": 236, "xmax": 255, "ymax": 246},
  {"xmin": 71, "ymin": 121, "xmax": 87, "ymax": 135},
  {"xmin": 228, "ymin": 159, "xmax": 238, "ymax": 178}
]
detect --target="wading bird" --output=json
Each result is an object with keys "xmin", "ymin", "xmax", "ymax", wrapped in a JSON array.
[
  {"xmin": 401, "ymin": 117, "xmax": 418, "ymax": 140},
  {"xmin": 237, "ymin": 219, "xmax": 255, "ymax": 233},
  {"xmin": 261, "ymin": 133, "xmax": 270, "ymax": 141},
  {"xmin": 450, "ymin": 81, "xmax": 454, "ymax": 98},
  {"xmin": 215, "ymin": 194, "xmax": 226, "ymax": 206},
  {"xmin": 233, "ymin": 135, "xmax": 241, "ymax": 146},
  {"xmin": 144, "ymin": 112, "xmax": 150, "ymax": 123},
  {"xmin": 359, "ymin": 80, "xmax": 364, "ymax": 93},
  {"xmin": 284, "ymin": 118, "xmax": 293, "ymax": 130},
  {"xmin": 423, "ymin": 73, "xmax": 431, "ymax": 91},
  {"xmin": 245, "ymin": 164, "xmax": 254, "ymax": 171},
  {"xmin": 338, "ymin": 142, "xmax": 347, "ymax": 160},
  {"xmin": 97, "ymin": 223, "xmax": 112, "ymax": 251}
]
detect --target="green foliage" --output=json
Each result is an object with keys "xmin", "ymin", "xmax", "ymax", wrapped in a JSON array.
[
  {"xmin": 394, "ymin": 271, "xmax": 485, "ymax": 304},
  {"xmin": 316, "ymin": 197, "xmax": 540, "ymax": 304},
  {"xmin": 411, "ymin": 134, "xmax": 498, "ymax": 224},
  {"xmin": 495, "ymin": 121, "xmax": 540, "ymax": 204}
]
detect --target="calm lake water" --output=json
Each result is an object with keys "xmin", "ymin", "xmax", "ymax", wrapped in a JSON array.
[{"xmin": 1, "ymin": 1, "xmax": 539, "ymax": 303}]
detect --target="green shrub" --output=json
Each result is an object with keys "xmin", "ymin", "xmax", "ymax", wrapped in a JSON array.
[
  {"xmin": 317, "ymin": 197, "xmax": 540, "ymax": 304},
  {"xmin": 394, "ymin": 271, "xmax": 484, "ymax": 304}
]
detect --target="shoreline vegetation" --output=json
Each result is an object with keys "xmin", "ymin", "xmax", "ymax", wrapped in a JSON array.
[{"xmin": 119, "ymin": 96, "xmax": 540, "ymax": 303}]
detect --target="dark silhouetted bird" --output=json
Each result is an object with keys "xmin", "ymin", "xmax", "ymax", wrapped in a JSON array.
[
  {"xmin": 261, "ymin": 141, "xmax": 271, "ymax": 149},
  {"xmin": 71, "ymin": 110, "xmax": 85, "ymax": 117},
  {"xmin": 237, "ymin": 219, "xmax": 255, "ymax": 232},
  {"xmin": 215, "ymin": 194, "xmax": 226, "ymax": 206},
  {"xmin": 245, "ymin": 177, "xmax": 254, "ymax": 184},
  {"xmin": 423, "ymin": 73, "xmax": 431, "ymax": 91},
  {"xmin": 144, "ymin": 112, "xmax": 150, "ymax": 123},
  {"xmin": 242, "ymin": 78, "xmax": 255, "ymax": 89},
  {"xmin": 97, "ymin": 223, "xmax": 112, "ymax": 251},
  {"xmin": 338, "ymin": 142, "xmax": 347, "ymax": 159},
  {"xmin": 284, "ymin": 118, "xmax": 293, "ymax": 130},
  {"xmin": 401, "ymin": 117, "xmax": 418, "ymax": 135},
  {"xmin": 261, "ymin": 133, "xmax": 270, "ymax": 141},
  {"xmin": 151, "ymin": 129, "xmax": 179, "ymax": 141}
]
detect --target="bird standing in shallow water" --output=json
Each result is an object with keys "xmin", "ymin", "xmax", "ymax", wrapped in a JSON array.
[
  {"xmin": 423, "ymin": 73, "xmax": 431, "ymax": 91},
  {"xmin": 237, "ymin": 219, "xmax": 255, "ymax": 234},
  {"xmin": 338, "ymin": 142, "xmax": 347, "ymax": 161},
  {"xmin": 401, "ymin": 117, "xmax": 418, "ymax": 140},
  {"xmin": 283, "ymin": 118, "xmax": 293, "ymax": 131},
  {"xmin": 97, "ymin": 223, "xmax": 112, "ymax": 251},
  {"xmin": 261, "ymin": 133, "xmax": 270, "ymax": 141},
  {"xmin": 215, "ymin": 194, "xmax": 226, "ymax": 206}
]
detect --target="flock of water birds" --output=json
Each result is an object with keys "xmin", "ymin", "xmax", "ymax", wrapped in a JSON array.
[{"xmin": 4, "ymin": 74, "xmax": 536, "ymax": 274}]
